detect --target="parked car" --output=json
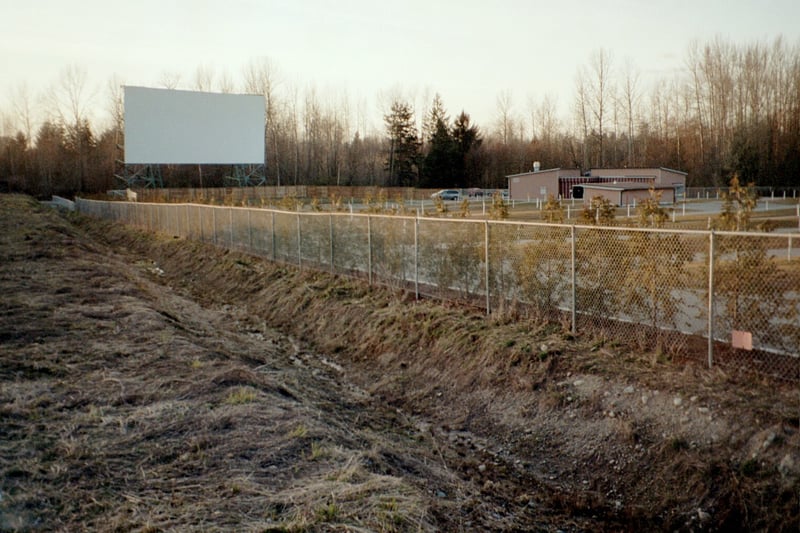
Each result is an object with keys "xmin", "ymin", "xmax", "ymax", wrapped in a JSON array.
[
  {"xmin": 431, "ymin": 189, "xmax": 461, "ymax": 201},
  {"xmin": 487, "ymin": 189, "xmax": 509, "ymax": 200}
]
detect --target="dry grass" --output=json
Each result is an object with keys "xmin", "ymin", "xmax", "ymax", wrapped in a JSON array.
[
  {"xmin": 0, "ymin": 195, "xmax": 449, "ymax": 531},
  {"xmin": 1, "ymin": 194, "xmax": 798, "ymax": 531}
]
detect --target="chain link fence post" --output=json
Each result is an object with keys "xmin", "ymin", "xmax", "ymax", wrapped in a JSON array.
[
  {"xmin": 367, "ymin": 215, "xmax": 373, "ymax": 286},
  {"xmin": 270, "ymin": 211, "xmax": 275, "ymax": 261},
  {"xmin": 571, "ymin": 225, "xmax": 577, "ymax": 335},
  {"xmin": 329, "ymin": 213, "xmax": 334, "ymax": 275},
  {"xmin": 212, "ymin": 208, "xmax": 217, "ymax": 245},
  {"xmin": 484, "ymin": 220, "xmax": 490, "ymax": 314},
  {"xmin": 247, "ymin": 209, "xmax": 253, "ymax": 250},
  {"xmin": 414, "ymin": 216, "xmax": 419, "ymax": 300},
  {"xmin": 708, "ymin": 230, "xmax": 716, "ymax": 368},
  {"xmin": 297, "ymin": 212, "xmax": 302, "ymax": 269},
  {"xmin": 229, "ymin": 207, "xmax": 234, "ymax": 249}
]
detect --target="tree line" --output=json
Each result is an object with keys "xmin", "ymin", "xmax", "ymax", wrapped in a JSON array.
[{"xmin": 1, "ymin": 36, "xmax": 798, "ymax": 198}]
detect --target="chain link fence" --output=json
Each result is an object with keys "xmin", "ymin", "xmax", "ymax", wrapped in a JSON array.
[{"xmin": 76, "ymin": 199, "xmax": 800, "ymax": 381}]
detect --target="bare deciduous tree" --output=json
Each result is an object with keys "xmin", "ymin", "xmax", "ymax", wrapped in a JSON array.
[
  {"xmin": 10, "ymin": 83, "xmax": 37, "ymax": 148},
  {"xmin": 574, "ymin": 68, "xmax": 590, "ymax": 169},
  {"xmin": 494, "ymin": 90, "xmax": 514, "ymax": 145},
  {"xmin": 44, "ymin": 65, "xmax": 94, "ymax": 127},
  {"xmin": 243, "ymin": 58, "xmax": 282, "ymax": 184},
  {"xmin": 193, "ymin": 64, "xmax": 215, "ymax": 92},
  {"xmin": 158, "ymin": 70, "xmax": 182, "ymax": 89},
  {"xmin": 42, "ymin": 65, "xmax": 95, "ymax": 193},
  {"xmin": 620, "ymin": 59, "xmax": 640, "ymax": 166},
  {"xmin": 106, "ymin": 75, "xmax": 124, "ymax": 133},
  {"xmin": 218, "ymin": 69, "xmax": 235, "ymax": 94},
  {"xmin": 588, "ymin": 48, "xmax": 612, "ymax": 167}
]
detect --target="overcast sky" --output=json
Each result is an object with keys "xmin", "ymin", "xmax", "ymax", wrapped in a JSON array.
[{"xmin": 3, "ymin": 0, "xmax": 799, "ymax": 134}]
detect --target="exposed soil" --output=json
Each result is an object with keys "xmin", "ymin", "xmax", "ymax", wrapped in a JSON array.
[{"xmin": 1, "ymin": 194, "xmax": 798, "ymax": 532}]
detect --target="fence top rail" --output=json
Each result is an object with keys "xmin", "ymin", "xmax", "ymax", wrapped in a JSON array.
[
  {"xmin": 711, "ymin": 228, "xmax": 796, "ymax": 239},
  {"xmin": 486, "ymin": 217, "xmax": 791, "ymax": 239},
  {"xmin": 76, "ymin": 198, "xmax": 794, "ymax": 241}
]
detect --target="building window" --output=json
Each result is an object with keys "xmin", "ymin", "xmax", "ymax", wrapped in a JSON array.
[{"xmin": 540, "ymin": 186, "xmax": 547, "ymax": 195}]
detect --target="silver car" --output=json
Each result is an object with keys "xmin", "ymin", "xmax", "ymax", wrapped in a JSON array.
[{"xmin": 431, "ymin": 189, "xmax": 461, "ymax": 201}]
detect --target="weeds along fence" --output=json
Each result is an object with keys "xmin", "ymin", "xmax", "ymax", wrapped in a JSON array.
[
  {"xmin": 132, "ymin": 185, "xmax": 438, "ymax": 204},
  {"xmin": 76, "ymin": 199, "xmax": 800, "ymax": 381}
]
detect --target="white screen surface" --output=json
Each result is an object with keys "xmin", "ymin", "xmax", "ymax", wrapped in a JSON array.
[{"xmin": 124, "ymin": 86, "xmax": 265, "ymax": 164}]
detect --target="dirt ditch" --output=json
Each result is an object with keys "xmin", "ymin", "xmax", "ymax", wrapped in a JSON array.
[{"xmin": 1, "ymin": 194, "xmax": 798, "ymax": 532}]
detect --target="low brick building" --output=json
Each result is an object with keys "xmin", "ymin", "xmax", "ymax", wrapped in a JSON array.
[
  {"xmin": 507, "ymin": 167, "xmax": 687, "ymax": 204},
  {"xmin": 507, "ymin": 167, "xmax": 581, "ymax": 200},
  {"xmin": 578, "ymin": 183, "xmax": 676, "ymax": 206}
]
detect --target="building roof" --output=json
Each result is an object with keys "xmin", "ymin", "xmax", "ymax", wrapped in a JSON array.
[
  {"xmin": 506, "ymin": 168, "xmax": 562, "ymax": 178},
  {"xmin": 589, "ymin": 167, "xmax": 688, "ymax": 175},
  {"xmin": 578, "ymin": 183, "xmax": 676, "ymax": 192},
  {"xmin": 507, "ymin": 166, "xmax": 687, "ymax": 180},
  {"xmin": 659, "ymin": 167, "xmax": 688, "ymax": 175}
]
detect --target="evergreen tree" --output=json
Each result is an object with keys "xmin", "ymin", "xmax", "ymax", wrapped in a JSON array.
[
  {"xmin": 451, "ymin": 111, "xmax": 483, "ymax": 187},
  {"xmin": 580, "ymin": 196, "xmax": 616, "ymax": 225},
  {"xmin": 710, "ymin": 175, "xmax": 794, "ymax": 350},
  {"xmin": 422, "ymin": 96, "xmax": 456, "ymax": 188},
  {"xmin": 714, "ymin": 174, "xmax": 758, "ymax": 232},
  {"xmin": 383, "ymin": 100, "xmax": 420, "ymax": 187},
  {"xmin": 422, "ymin": 93, "xmax": 448, "ymax": 143}
]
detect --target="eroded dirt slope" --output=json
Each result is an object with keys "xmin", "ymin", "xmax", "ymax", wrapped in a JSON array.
[
  {"xmin": 2, "ymin": 194, "xmax": 799, "ymax": 531},
  {"xmin": 0, "ymin": 195, "xmax": 566, "ymax": 531}
]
